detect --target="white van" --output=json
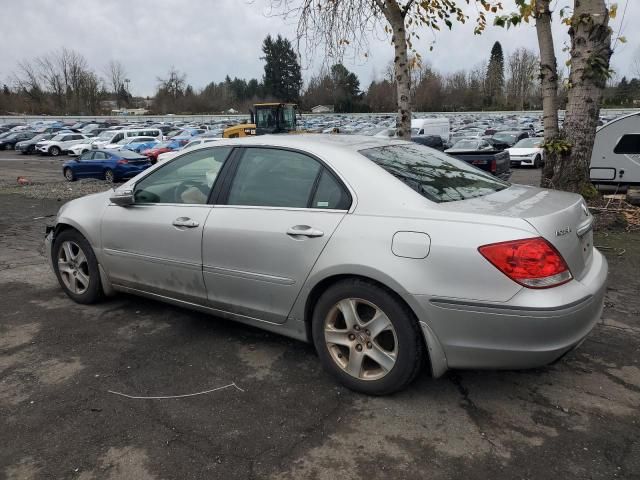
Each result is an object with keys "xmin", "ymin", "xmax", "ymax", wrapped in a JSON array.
[
  {"xmin": 590, "ymin": 112, "xmax": 640, "ymax": 188},
  {"xmin": 411, "ymin": 118, "xmax": 450, "ymax": 142},
  {"xmin": 90, "ymin": 128, "xmax": 163, "ymax": 149}
]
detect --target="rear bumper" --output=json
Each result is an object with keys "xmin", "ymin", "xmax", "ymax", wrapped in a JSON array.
[
  {"xmin": 413, "ymin": 249, "xmax": 608, "ymax": 372},
  {"xmin": 114, "ymin": 164, "xmax": 150, "ymax": 180}
]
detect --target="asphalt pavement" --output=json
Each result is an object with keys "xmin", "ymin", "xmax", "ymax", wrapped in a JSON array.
[{"xmin": 1, "ymin": 150, "xmax": 639, "ymax": 480}]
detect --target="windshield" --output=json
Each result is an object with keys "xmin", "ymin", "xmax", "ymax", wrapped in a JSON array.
[
  {"xmin": 513, "ymin": 138, "xmax": 542, "ymax": 148},
  {"xmin": 359, "ymin": 143, "xmax": 509, "ymax": 203},
  {"xmin": 51, "ymin": 134, "xmax": 66, "ymax": 141},
  {"xmin": 98, "ymin": 130, "xmax": 116, "ymax": 139}
]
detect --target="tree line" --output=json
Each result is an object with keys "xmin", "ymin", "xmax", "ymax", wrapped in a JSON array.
[{"xmin": 1, "ymin": 38, "xmax": 636, "ymax": 117}]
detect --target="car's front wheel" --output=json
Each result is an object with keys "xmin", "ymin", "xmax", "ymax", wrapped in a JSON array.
[
  {"xmin": 52, "ymin": 229, "xmax": 103, "ymax": 304},
  {"xmin": 49, "ymin": 146, "xmax": 61, "ymax": 156},
  {"xmin": 533, "ymin": 155, "xmax": 542, "ymax": 168},
  {"xmin": 312, "ymin": 279, "xmax": 425, "ymax": 395}
]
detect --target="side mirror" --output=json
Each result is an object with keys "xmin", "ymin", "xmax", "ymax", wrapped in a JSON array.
[{"xmin": 110, "ymin": 188, "xmax": 134, "ymax": 206}]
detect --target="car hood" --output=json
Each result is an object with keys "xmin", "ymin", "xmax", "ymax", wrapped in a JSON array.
[
  {"xmin": 438, "ymin": 184, "xmax": 593, "ymax": 280},
  {"xmin": 507, "ymin": 147, "xmax": 541, "ymax": 156}
]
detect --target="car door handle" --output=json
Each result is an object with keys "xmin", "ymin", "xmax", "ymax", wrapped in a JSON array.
[
  {"xmin": 172, "ymin": 217, "xmax": 199, "ymax": 228},
  {"xmin": 286, "ymin": 225, "xmax": 324, "ymax": 238}
]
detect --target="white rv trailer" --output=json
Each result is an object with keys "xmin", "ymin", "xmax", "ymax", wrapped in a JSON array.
[
  {"xmin": 411, "ymin": 118, "xmax": 450, "ymax": 142},
  {"xmin": 590, "ymin": 112, "xmax": 640, "ymax": 187}
]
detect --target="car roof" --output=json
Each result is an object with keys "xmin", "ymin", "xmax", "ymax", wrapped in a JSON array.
[{"xmin": 206, "ymin": 133, "xmax": 408, "ymax": 153}]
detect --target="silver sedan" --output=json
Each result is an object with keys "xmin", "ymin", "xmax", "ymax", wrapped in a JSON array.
[{"xmin": 45, "ymin": 134, "xmax": 608, "ymax": 394}]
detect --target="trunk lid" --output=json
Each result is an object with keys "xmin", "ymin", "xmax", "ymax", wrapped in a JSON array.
[{"xmin": 439, "ymin": 184, "xmax": 594, "ymax": 280}]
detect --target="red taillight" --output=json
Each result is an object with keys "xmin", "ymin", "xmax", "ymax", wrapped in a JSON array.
[
  {"xmin": 116, "ymin": 159, "xmax": 128, "ymax": 165},
  {"xmin": 490, "ymin": 159, "xmax": 497, "ymax": 173},
  {"xmin": 478, "ymin": 237, "xmax": 572, "ymax": 288}
]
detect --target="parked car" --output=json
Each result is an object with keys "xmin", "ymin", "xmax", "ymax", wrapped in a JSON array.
[
  {"xmin": 491, "ymin": 130, "xmax": 530, "ymax": 149},
  {"xmin": 141, "ymin": 140, "xmax": 181, "ymax": 164},
  {"xmin": 15, "ymin": 133, "xmax": 55, "ymax": 154},
  {"xmin": 156, "ymin": 138, "xmax": 221, "ymax": 163},
  {"xmin": 411, "ymin": 135, "xmax": 446, "ymax": 151},
  {"xmin": 62, "ymin": 149, "xmax": 152, "ymax": 183},
  {"xmin": 35, "ymin": 133, "xmax": 89, "ymax": 156},
  {"xmin": 445, "ymin": 139, "xmax": 493, "ymax": 153},
  {"xmin": 103, "ymin": 136, "xmax": 159, "ymax": 153},
  {"xmin": 507, "ymin": 137, "xmax": 545, "ymax": 168},
  {"xmin": 446, "ymin": 148, "xmax": 511, "ymax": 181},
  {"xmin": 0, "ymin": 131, "xmax": 37, "ymax": 150},
  {"xmin": 45, "ymin": 135, "xmax": 607, "ymax": 395}
]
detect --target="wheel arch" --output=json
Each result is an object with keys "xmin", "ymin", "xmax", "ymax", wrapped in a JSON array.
[
  {"xmin": 52, "ymin": 222, "xmax": 115, "ymax": 297},
  {"xmin": 301, "ymin": 272, "xmax": 445, "ymax": 377}
]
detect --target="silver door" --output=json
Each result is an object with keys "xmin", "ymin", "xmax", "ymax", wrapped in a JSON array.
[
  {"xmin": 203, "ymin": 147, "xmax": 351, "ymax": 324},
  {"xmin": 101, "ymin": 146, "xmax": 233, "ymax": 302},
  {"xmin": 102, "ymin": 204, "xmax": 212, "ymax": 302}
]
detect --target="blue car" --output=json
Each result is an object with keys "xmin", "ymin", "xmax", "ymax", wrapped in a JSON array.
[
  {"xmin": 119, "ymin": 137, "xmax": 161, "ymax": 153},
  {"xmin": 63, "ymin": 149, "xmax": 152, "ymax": 183}
]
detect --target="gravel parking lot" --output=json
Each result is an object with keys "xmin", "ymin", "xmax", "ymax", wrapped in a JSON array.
[{"xmin": 1, "ymin": 149, "xmax": 639, "ymax": 479}]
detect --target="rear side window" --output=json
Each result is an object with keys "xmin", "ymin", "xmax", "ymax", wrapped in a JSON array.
[
  {"xmin": 227, "ymin": 148, "xmax": 321, "ymax": 208},
  {"xmin": 312, "ymin": 170, "xmax": 350, "ymax": 210},
  {"xmin": 613, "ymin": 134, "xmax": 640, "ymax": 154},
  {"xmin": 360, "ymin": 143, "xmax": 509, "ymax": 203}
]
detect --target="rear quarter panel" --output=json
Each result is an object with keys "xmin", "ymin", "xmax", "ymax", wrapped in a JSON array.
[{"xmin": 290, "ymin": 210, "xmax": 538, "ymax": 324}]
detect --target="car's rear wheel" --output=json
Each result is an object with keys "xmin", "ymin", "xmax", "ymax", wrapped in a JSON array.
[
  {"xmin": 104, "ymin": 169, "xmax": 114, "ymax": 183},
  {"xmin": 52, "ymin": 230, "xmax": 103, "ymax": 304},
  {"xmin": 5, "ymin": 143, "xmax": 12, "ymax": 150},
  {"xmin": 49, "ymin": 146, "xmax": 61, "ymax": 156},
  {"xmin": 312, "ymin": 279, "xmax": 425, "ymax": 395},
  {"xmin": 64, "ymin": 168, "xmax": 75, "ymax": 182}
]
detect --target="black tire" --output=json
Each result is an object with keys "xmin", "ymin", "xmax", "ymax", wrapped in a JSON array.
[
  {"xmin": 533, "ymin": 155, "xmax": 541, "ymax": 169},
  {"xmin": 311, "ymin": 279, "xmax": 425, "ymax": 395},
  {"xmin": 49, "ymin": 146, "xmax": 61, "ymax": 156},
  {"xmin": 104, "ymin": 168, "xmax": 115, "ymax": 183},
  {"xmin": 52, "ymin": 229, "xmax": 103, "ymax": 304},
  {"xmin": 64, "ymin": 167, "xmax": 76, "ymax": 182}
]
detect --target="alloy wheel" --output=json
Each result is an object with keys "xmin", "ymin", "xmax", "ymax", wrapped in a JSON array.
[
  {"xmin": 324, "ymin": 298, "xmax": 398, "ymax": 381},
  {"xmin": 57, "ymin": 240, "xmax": 90, "ymax": 295}
]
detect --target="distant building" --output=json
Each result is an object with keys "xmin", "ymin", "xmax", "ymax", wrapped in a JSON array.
[
  {"xmin": 99, "ymin": 100, "xmax": 118, "ymax": 113},
  {"xmin": 111, "ymin": 108, "xmax": 149, "ymax": 116},
  {"xmin": 311, "ymin": 105, "xmax": 334, "ymax": 113}
]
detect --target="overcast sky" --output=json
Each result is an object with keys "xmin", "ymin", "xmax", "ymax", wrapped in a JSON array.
[{"xmin": 1, "ymin": 0, "xmax": 638, "ymax": 97}]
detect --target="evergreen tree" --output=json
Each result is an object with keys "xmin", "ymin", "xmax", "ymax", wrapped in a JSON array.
[
  {"xmin": 261, "ymin": 35, "xmax": 302, "ymax": 102},
  {"xmin": 485, "ymin": 41, "xmax": 505, "ymax": 107},
  {"xmin": 330, "ymin": 63, "xmax": 361, "ymax": 112}
]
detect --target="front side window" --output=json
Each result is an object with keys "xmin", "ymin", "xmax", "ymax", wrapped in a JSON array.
[
  {"xmin": 227, "ymin": 148, "xmax": 321, "ymax": 208},
  {"xmin": 360, "ymin": 143, "xmax": 509, "ymax": 203},
  {"xmin": 613, "ymin": 134, "xmax": 640, "ymax": 154},
  {"xmin": 134, "ymin": 147, "xmax": 232, "ymax": 205}
]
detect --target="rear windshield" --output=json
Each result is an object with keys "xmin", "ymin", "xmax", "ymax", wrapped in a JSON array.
[{"xmin": 359, "ymin": 143, "xmax": 509, "ymax": 203}]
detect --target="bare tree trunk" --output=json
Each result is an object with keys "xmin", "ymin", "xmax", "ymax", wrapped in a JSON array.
[
  {"xmin": 379, "ymin": 0, "xmax": 412, "ymax": 139},
  {"xmin": 535, "ymin": 0, "xmax": 560, "ymax": 186},
  {"xmin": 553, "ymin": 0, "xmax": 612, "ymax": 194}
]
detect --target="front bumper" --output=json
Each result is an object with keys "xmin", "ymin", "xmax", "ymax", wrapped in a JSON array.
[
  {"xmin": 511, "ymin": 156, "xmax": 535, "ymax": 166},
  {"xmin": 414, "ymin": 248, "xmax": 608, "ymax": 372}
]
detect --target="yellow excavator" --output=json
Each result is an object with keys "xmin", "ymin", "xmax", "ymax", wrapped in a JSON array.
[{"xmin": 222, "ymin": 103, "xmax": 298, "ymax": 138}]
